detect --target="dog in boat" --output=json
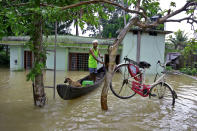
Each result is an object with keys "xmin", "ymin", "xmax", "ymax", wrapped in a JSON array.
[{"xmin": 64, "ymin": 78, "xmax": 82, "ymax": 87}]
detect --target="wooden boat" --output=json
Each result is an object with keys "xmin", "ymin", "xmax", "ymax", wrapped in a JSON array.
[{"xmin": 57, "ymin": 67, "xmax": 106, "ymax": 100}]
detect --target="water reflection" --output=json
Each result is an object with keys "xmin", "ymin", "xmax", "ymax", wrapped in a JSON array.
[{"xmin": 0, "ymin": 68, "xmax": 197, "ymax": 130}]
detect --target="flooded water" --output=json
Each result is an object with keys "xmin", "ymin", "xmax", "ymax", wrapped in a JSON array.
[{"xmin": 0, "ymin": 68, "xmax": 197, "ymax": 131}]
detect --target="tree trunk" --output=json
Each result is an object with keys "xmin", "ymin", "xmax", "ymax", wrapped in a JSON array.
[
  {"xmin": 121, "ymin": 0, "xmax": 126, "ymax": 27},
  {"xmin": 101, "ymin": 16, "xmax": 138, "ymax": 110},
  {"xmin": 75, "ymin": 19, "xmax": 79, "ymax": 36},
  {"xmin": 174, "ymin": 44, "xmax": 178, "ymax": 50},
  {"xmin": 190, "ymin": 51, "xmax": 193, "ymax": 68},
  {"xmin": 32, "ymin": 15, "xmax": 46, "ymax": 107}
]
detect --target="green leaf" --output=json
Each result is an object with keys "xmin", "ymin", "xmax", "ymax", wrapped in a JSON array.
[{"xmin": 170, "ymin": 2, "xmax": 176, "ymax": 7}]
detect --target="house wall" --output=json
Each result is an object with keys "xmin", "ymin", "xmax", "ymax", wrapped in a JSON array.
[
  {"xmin": 46, "ymin": 47, "xmax": 66, "ymax": 70},
  {"xmin": 122, "ymin": 32, "xmax": 165, "ymax": 74},
  {"xmin": 8, "ymin": 36, "xmax": 163, "ymax": 73},
  {"xmin": 45, "ymin": 45, "xmax": 119, "ymax": 71},
  {"xmin": 68, "ymin": 46, "xmax": 111, "ymax": 69},
  {"xmin": 4, "ymin": 36, "xmax": 115, "ymax": 71},
  {"xmin": 65, "ymin": 48, "xmax": 69, "ymax": 71},
  {"xmin": 46, "ymin": 49, "xmax": 54, "ymax": 70},
  {"xmin": 7, "ymin": 42, "xmax": 122, "ymax": 71},
  {"xmin": 10, "ymin": 46, "xmax": 24, "ymax": 70}
]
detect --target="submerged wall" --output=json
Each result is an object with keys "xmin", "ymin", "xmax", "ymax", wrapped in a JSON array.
[
  {"xmin": 46, "ymin": 48, "xmax": 67, "ymax": 70},
  {"xmin": 46, "ymin": 45, "xmax": 121, "ymax": 71},
  {"xmin": 10, "ymin": 46, "xmax": 24, "ymax": 70},
  {"xmin": 122, "ymin": 31, "xmax": 166, "ymax": 74},
  {"xmin": 1, "ymin": 33, "xmax": 167, "ymax": 73},
  {"xmin": 1, "ymin": 35, "xmax": 116, "ymax": 71}
]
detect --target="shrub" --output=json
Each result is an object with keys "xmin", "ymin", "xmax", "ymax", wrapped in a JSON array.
[
  {"xmin": 166, "ymin": 66, "xmax": 173, "ymax": 71},
  {"xmin": 180, "ymin": 67, "xmax": 197, "ymax": 76},
  {"xmin": 0, "ymin": 52, "xmax": 9, "ymax": 66}
]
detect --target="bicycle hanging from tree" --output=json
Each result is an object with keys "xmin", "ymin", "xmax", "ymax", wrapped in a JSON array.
[{"xmin": 110, "ymin": 56, "xmax": 178, "ymax": 106}]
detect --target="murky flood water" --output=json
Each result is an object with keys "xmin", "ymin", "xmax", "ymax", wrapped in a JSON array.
[{"xmin": 0, "ymin": 68, "xmax": 197, "ymax": 131}]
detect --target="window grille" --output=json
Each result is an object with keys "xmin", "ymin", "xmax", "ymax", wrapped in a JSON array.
[{"xmin": 69, "ymin": 53, "xmax": 89, "ymax": 71}]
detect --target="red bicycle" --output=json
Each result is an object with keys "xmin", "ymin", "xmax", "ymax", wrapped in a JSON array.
[{"xmin": 110, "ymin": 56, "xmax": 177, "ymax": 106}]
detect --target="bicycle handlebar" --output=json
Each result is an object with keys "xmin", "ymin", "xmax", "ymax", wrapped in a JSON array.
[
  {"xmin": 157, "ymin": 60, "xmax": 166, "ymax": 68},
  {"xmin": 124, "ymin": 56, "xmax": 139, "ymax": 66},
  {"xmin": 124, "ymin": 56, "xmax": 165, "ymax": 70},
  {"xmin": 157, "ymin": 60, "xmax": 168, "ymax": 74}
]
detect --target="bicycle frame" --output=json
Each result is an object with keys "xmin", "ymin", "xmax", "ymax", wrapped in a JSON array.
[
  {"xmin": 110, "ymin": 57, "xmax": 177, "ymax": 105},
  {"xmin": 150, "ymin": 73, "xmax": 176, "ymax": 96},
  {"xmin": 150, "ymin": 73, "xmax": 166, "ymax": 87},
  {"xmin": 121, "ymin": 62, "xmax": 169, "ymax": 97},
  {"xmin": 130, "ymin": 64, "xmax": 177, "ymax": 98}
]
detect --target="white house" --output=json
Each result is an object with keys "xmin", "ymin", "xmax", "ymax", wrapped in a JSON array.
[
  {"xmin": 0, "ymin": 28, "xmax": 171, "ymax": 74},
  {"xmin": 121, "ymin": 28, "xmax": 171, "ymax": 74}
]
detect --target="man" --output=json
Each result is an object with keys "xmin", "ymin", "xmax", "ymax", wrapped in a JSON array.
[{"xmin": 88, "ymin": 40, "xmax": 104, "ymax": 82}]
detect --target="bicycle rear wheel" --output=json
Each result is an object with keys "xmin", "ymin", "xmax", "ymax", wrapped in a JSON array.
[
  {"xmin": 110, "ymin": 64, "xmax": 136, "ymax": 99},
  {"xmin": 149, "ymin": 82, "xmax": 176, "ymax": 106}
]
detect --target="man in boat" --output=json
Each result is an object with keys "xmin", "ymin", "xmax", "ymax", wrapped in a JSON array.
[{"xmin": 88, "ymin": 40, "xmax": 104, "ymax": 82}]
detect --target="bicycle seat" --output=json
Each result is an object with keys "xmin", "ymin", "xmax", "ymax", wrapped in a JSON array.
[{"xmin": 139, "ymin": 61, "xmax": 151, "ymax": 68}]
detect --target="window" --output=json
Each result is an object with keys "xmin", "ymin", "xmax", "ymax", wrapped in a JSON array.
[
  {"xmin": 149, "ymin": 31, "xmax": 157, "ymax": 36},
  {"xmin": 69, "ymin": 53, "xmax": 89, "ymax": 71},
  {"xmin": 133, "ymin": 30, "xmax": 138, "ymax": 35}
]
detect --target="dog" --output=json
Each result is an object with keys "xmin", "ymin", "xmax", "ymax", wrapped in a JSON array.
[{"xmin": 64, "ymin": 78, "xmax": 82, "ymax": 87}]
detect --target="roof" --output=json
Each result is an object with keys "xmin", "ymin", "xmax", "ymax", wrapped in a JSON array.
[
  {"xmin": 0, "ymin": 35, "xmax": 115, "ymax": 46},
  {"xmin": 166, "ymin": 52, "xmax": 181, "ymax": 64},
  {"xmin": 129, "ymin": 28, "xmax": 172, "ymax": 34}
]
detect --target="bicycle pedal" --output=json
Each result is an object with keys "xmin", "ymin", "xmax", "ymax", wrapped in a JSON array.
[{"xmin": 149, "ymin": 93, "xmax": 156, "ymax": 97}]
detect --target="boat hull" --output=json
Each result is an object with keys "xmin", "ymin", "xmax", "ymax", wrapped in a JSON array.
[{"xmin": 57, "ymin": 67, "xmax": 106, "ymax": 100}]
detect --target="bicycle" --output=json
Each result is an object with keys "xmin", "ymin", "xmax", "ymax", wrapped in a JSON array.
[{"xmin": 110, "ymin": 56, "xmax": 178, "ymax": 106}]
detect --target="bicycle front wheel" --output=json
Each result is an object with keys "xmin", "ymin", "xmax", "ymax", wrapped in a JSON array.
[
  {"xmin": 149, "ymin": 82, "xmax": 175, "ymax": 106},
  {"xmin": 110, "ymin": 64, "xmax": 136, "ymax": 99}
]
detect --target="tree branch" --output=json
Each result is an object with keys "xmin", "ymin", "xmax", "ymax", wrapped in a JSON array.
[
  {"xmin": 60, "ymin": 0, "xmax": 147, "ymax": 18},
  {"xmin": 159, "ymin": 1, "xmax": 196, "ymax": 23},
  {"xmin": 166, "ymin": 15, "xmax": 197, "ymax": 23},
  {"xmin": 39, "ymin": 3, "xmax": 55, "ymax": 8},
  {"xmin": 136, "ymin": 1, "xmax": 197, "ymax": 29},
  {"xmin": 6, "ymin": 0, "xmax": 197, "ymax": 30},
  {"xmin": 114, "ymin": 16, "xmax": 139, "ymax": 47},
  {"xmin": 136, "ymin": 0, "xmax": 141, "ymax": 11},
  {"xmin": 6, "ymin": 0, "xmax": 147, "ymax": 19}
]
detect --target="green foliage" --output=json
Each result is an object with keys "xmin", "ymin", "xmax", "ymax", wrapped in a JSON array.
[
  {"xmin": 170, "ymin": 2, "xmax": 176, "ymax": 7},
  {"xmin": 183, "ymin": 38, "xmax": 197, "ymax": 58},
  {"xmin": 0, "ymin": 49, "xmax": 9, "ymax": 66},
  {"xmin": 1, "ymin": 0, "xmax": 195, "ymax": 82},
  {"xmin": 0, "ymin": 0, "xmax": 108, "ymax": 82},
  {"xmin": 101, "ymin": 13, "xmax": 131, "ymax": 38},
  {"xmin": 167, "ymin": 29, "xmax": 188, "ymax": 50},
  {"xmin": 26, "ymin": 61, "xmax": 45, "ymax": 81},
  {"xmin": 165, "ymin": 42, "xmax": 181, "ymax": 57},
  {"xmin": 44, "ymin": 21, "xmax": 73, "ymax": 35},
  {"xmin": 0, "ymin": 1, "xmax": 106, "ymax": 36},
  {"xmin": 141, "ymin": 0, "xmax": 161, "ymax": 17},
  {"xmin": 180, "ymin": 67, "xmax": 197, "ymax": 76},
  {"xmin": 82, "ymin": 3, "xmax": 114, "ymax": 36},
  {"xmin": 191, "ymin": 68, "xmax": 197, "ymax": 75},
  {"xmin": 166, "ymin": 66, "xmax": 173, "ymax": 71}
]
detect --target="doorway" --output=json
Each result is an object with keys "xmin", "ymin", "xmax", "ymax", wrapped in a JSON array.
[{"xmin": 24, "ymin": 51, "xmax": 32, "ymax": 69}]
